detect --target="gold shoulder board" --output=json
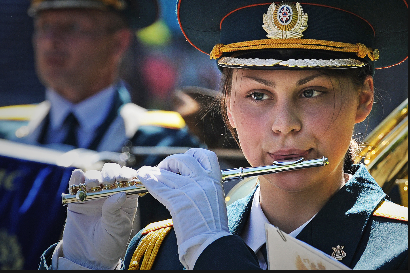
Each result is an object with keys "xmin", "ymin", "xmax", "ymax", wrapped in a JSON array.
[
  {"xmin": 140, "ymin": 110, "xmax": 186, "ymax": 129},
  {"xmin": 0, "ymin": 104, "xmax": 37, "ymax": 121},
  {"xmin": 373, "ymin": 200, "xmax": 408, "ymax": 222},
  {"xmin": 128, "ymin": 219, "xmax": 173, "ymax": 270}
]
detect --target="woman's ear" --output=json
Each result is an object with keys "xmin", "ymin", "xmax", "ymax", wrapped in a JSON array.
[{"xmin": 355, "ymin": 76, "xmax": 374, "ymax": 123}]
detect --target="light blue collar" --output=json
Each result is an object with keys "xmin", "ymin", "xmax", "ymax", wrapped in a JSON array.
[{"xmin": 46, "ymin": 85, "xmax": 116, "ymax": 132}]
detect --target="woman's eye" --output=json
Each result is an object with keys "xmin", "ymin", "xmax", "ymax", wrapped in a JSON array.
[
  {"xmin": 249, "ymin": 92, "xmax": 269, "ymax": 101},
  {"xmin": 302, "ymin": 89, "xmax": 321, "ymax": 98}
]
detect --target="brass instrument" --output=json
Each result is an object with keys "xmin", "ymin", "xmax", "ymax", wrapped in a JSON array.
[
  {"xmin": 62, "ymin": 157, "xmax": 329, "ymax": 204},
  {"xmin": 354, "ymin": 98, "xmax": 408, "ymax": 206}
]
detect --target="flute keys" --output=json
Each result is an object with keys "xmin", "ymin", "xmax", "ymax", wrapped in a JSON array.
[
  {"xmin": 69, "ymin": 184, "xmax": 86, "ymax": 195},
  {"xmin": 116, "ymin": 181, "xmax": 128, "ymax": 188},
  {"xmin": 69, "ymin": 184, "xmax": 78, "ymax": 195},
  {"xmin": 76, "ymin": 190, "xmax": 87, "ymax": 202}
]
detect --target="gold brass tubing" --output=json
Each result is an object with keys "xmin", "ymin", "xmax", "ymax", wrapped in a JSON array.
[{"xmin": 62, "ymin": 156, "xmax": 329, "ymax": 205}]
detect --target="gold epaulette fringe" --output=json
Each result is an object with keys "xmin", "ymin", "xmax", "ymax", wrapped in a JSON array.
[
  {"xmin": 373, "ymin": 200, "xmax": 408, "ymax": 222},
  {"xmin": 128, "ymin": 219, "xmax": 173, "ymax": 270},
  {"xmin": 140, "ymin": 111, "xmax": 186, "ymax": 129},
  {"xmin": 0, "ymin": 104, "xmax": 37, "ymax": 121}
]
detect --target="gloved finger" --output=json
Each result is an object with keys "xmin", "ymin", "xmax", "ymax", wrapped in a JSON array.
[
  {"xmin": 101, "ymin": 163, "xmax": 122, "ymax": 188},
  {"xmin": 68, "ymin": 169, "xmax": 85, "ymax": 186},
  {"xmin": 84, "ymin": 169, "xmax": 103, "ymax": 191},
  {"xmin": 115, "ymin": 167, "xmax": 140, "ymax": 211},
  {"xmin": 119, "ymin": 166, "xmax": 138, "ymax": 180},
  {"xmin": 163, "ymin": 153, "xmax": 221, "ymax": 192},
  {"xmin": 185, "ymin": 148, "xmax": 221, "ymax": 180},
  {"xmin": 158, "ymin": 156, "xmax": 212, "ymax": 191},
  {"xmin": 118, "ymin": 166, "xmax": 140, "ymax": 202},
  {"xmin": 137, "ymin": 166, "xmax": 178, "ymax": 189},
  {"xmin": 102, "ymin": 192, "xmax": 126, "ymax": 216},
  {"xmin": 157, "ymin": 154, "xmax": 194, "ymax": 176},
  {"xmin": 85, "ymin": 193, "xmax": 131, "ymax": 261},
  {"xmin": 154, "ymin": 155, "xmax": 203, "ymax": 190},
  {"xmin": 185, "ymin": 148, "xmax": 216, "ymax": 171},
  {"xmin": 101, "ymin": 192, "xmax": 136, "ymax": 237},
  {"xmin": 103, "ymin": 192, "xmax": 138, "ymax": 217}
]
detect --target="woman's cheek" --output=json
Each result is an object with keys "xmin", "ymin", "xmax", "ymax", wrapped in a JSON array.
[{"xmin": 234, "ymin": 111, "xmax": 266, "ymax": 166}]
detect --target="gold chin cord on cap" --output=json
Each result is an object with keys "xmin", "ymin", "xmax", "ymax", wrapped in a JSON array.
[
  {"xmin": 62, "ymin": 156, "xmax": 329, "ymax": 204},
  {"xmin": 210, "ymin": 38, "xmax": 380, "ymax": 62}
]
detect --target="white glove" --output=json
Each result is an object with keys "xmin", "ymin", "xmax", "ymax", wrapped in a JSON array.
[
  {"xmin": 58, "ymin": 163, "xmax": 139, "ymax": 270},
  {"xmin": 137, "ymin": 148, "xmax": 230, "ymax": 269}
]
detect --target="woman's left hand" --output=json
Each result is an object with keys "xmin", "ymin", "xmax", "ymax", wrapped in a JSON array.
[{"xmin": 137, "ymin": 148, "xmax": 230, "ymax": 269}]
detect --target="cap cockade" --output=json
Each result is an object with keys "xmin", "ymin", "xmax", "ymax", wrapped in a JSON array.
[{"xmin": 263, "ymin": 2, "xmax": 308, "ymax": 39}]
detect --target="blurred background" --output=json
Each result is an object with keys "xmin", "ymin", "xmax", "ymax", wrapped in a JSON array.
[
  {"xmin": 0, "ymin": 0, "xmax": 221, "ymax": 109},
  {"xmin": 0, "ymin": 1, "xmax": 407, "ymax": 270}
]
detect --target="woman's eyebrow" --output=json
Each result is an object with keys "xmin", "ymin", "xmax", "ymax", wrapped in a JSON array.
[
  {"xmin": 243, "ymin": 73, "xmax": 324, "ymax": 87},
  {"xmin": 297, "ymin": 73, "xmax": 323, "ymax": 86},
  {"xmin": 243, "ymin": 76, "xmax": 275, "ymax": 87}
]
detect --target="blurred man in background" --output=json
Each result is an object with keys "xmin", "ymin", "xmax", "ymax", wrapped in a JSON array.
[
  {"xmin": 0, "ymin": 0, "xmax": 202, "ymax": 269},
  {"xmin": 13, "ymin": 0, "xmax": 201, "ymax": 224}
]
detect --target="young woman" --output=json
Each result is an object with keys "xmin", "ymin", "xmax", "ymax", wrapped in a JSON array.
[{"xmin": 39, "ymin": 0, "xmax": 407, "ymax": 270}]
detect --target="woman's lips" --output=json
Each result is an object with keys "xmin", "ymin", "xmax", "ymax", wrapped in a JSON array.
[{"xmin": 269, "ymin": 149, "xmax": 310, "ymax": 162}]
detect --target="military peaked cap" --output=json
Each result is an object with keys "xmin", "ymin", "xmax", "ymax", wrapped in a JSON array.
[
  {"xmin": 177, "ymin": 0, "xmax": 408, "ymax": 71},
  {"xmin": 28, "ymin": 0, "xmax": 159, "ymax": 30}
]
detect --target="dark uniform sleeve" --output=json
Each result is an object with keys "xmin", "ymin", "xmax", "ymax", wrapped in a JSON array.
[
  {"xmin": 194, "ymin": 235, "xmax": 261, "ymax": 270},
  {"xmin": 38, "ymin": 243, "xmax": 56, "ymax": 270},
  {"xmin": 124, "ymin": 228, "xmax": 260, "ymax": 270}
]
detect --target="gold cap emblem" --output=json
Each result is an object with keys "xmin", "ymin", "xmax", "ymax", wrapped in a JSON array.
[{"xmin": 263, "ymin": 2, "xmax": 308, "ymax": 39}]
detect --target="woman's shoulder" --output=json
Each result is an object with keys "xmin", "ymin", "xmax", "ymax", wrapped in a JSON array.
[
  {"xmin": 124, "ymin": 219, "xmax": 183, "ymax": 270},
  {"xmin": 353, "ymin": 200, "xmax": 408, "ymax": 269}
]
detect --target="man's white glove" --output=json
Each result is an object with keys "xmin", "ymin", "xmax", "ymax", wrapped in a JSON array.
[
  {"xmin": 58, "ymin": 163, "xmax": 139, "ymax": 270},
  {"xmin": 137, "ymin": 148, "xmax": 230, "ymax": 269}
]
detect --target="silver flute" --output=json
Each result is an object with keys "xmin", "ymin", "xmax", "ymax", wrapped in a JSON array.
[{"xmin": 62, "ymin": 156, "xmax": 329, "ymax": 204}]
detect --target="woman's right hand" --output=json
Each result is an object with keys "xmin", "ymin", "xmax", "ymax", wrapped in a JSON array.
[
  {"xmin": 137, "ymin": 148, "xmax": 231, "ymax": 270},
  {"xmin": 56, "ymin": 163, "xmax": 139, "ymax": 270}
]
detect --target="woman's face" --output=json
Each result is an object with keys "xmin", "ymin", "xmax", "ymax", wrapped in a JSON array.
[{"xmin": 227, "ymin": 69, "xmax": 373, "ymax": 192}]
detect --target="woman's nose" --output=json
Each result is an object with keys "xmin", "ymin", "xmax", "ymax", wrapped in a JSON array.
[{"xmin": 271, "ymin": 102, "xmax": 302, "ymax": 135}]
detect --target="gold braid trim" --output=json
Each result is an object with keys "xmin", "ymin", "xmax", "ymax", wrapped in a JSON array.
[
  {"xmin": 128, "ymin": 219, "xmax": 173, "ymax": 270},
  {"xmin": 210, "ymin": 39, "xmax": 379, "ymax": 61}
]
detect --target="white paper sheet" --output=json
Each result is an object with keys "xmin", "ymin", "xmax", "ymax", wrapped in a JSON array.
[{"xmin": 265, "ymin": 223, "xmax": 351, "ymax": 270}]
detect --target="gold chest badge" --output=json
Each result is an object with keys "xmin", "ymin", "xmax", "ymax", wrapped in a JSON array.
[{"xmin": 263, "ymin": 2, "xmax": 308, "ymax": 39}]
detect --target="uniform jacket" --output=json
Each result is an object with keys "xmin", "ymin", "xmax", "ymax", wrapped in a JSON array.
[
  {"xmin": 38, "ymin": 164, "xmax": 408, "ymax": 270},
  {"xmin": 124, "ymin": 164, "xmax": 408, "ymax": 270}
]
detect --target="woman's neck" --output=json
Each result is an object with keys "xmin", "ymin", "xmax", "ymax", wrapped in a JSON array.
[{"xmin": 258, "ymin": 171, "xmax": 348, "ymax": 234}]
